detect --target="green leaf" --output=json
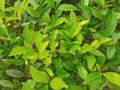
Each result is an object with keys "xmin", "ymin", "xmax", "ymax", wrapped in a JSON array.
[
  {"xmin": 46, "ymin": 0, "xmax": 55, "ymax": 8},
  {"xmin": 55, "ymin": 17, "xmax": 69, "ymax": 27},
  {"xmin": 39, "ymin": 50, "xmax": 49, "ymax": 59},
  {"xmin": 26, "ymin": 6, "xmax": 39, "ymax": 18},
  {"xmin": 0, "ymin": 0, "xmax": 5, "ymax": 11},
  {"xmin": 23, "ymin": 25, "xmax": 31, "ymax": 44},
  {"xmin": 42, "ymin": 56, "xmax": 52, "ymax": 66},
  {"xmin": 58, "ymin": 4, "xmax": 78, "ymax": 11},
  {"xmin": 50, "ymin": 30, "xmax": 59, "ymax": 52},
  {"xmin": 43, "ymin": 67, "xmax": 54, "ymax": 77},
  {"xmin": 70, "ymin": 22, "xmax": 82, "ymax": 38},
  {"xmin": 87, "ymin": 55, "xmax": 96, "ymax": 69},
  {"xmin": 0, "ymin": 23, "xmax": 9, "ymax": 37},
  {"xmin": 30, "ymin": 66, "xmax": 49, "ymax": 83},
  {"xmin": 105, "ymin": 12, "xmax": 117, "ymax": 36},
  {"xmin": 22, "ymin": 79, "xmax": 36, "ymax": 90},
  {"xmin": 103, "ymin": 72, "xmax": 120, "ymax": 86},
  {"xmin": 95, "ymin": 0, "xmax": 105, "ymax": 7},
  {"xmin": 39, "ymin": 41, "xmax": 49, "ymax": 53},
  {"xmin": 0, "ymin": 79, "xmax": 15, "ymax": 88},
  {"xmin": 34, "ymin": 32, "xmax": 43, "ymax": 50},
  {"xmin": 68, "ymin": 85, "xmax": 82, "ymax": 90},
  {"xmin": 81, "ymin": 0, "xmax": 89, "ymax": 6},
  {"xmin": 23, "ymin": 50, "xmax": 38, "ymax": 60},
  {"xmin": 63, "ymin": 61, "xmax": 75, "ymax": 71},
  {"xmin": 83, "ymin": 72, "xmax": 102, "ymax": 84},
  {"xmin": 50, "ymin": 77, "xmax": 68, "ymax": 90},
  {"xmin": 81, "ymin": 44, "xmax": 92, "ymax": 54},
  {"xmin": 5, "ymin": 69, "xmax": 25, "ymax": 78},
  {"xmin": 78, "ymin": 65, "xmax": 88, "ymax": 80},
  {"xmin": 107, "ymin": 45, "xmax": 116, "ymax": 59},
  {"xmin": 9, "ymin": 46, "xmax": 28, "ymax": 56},
  {"xmin": 70, "ymin": 11, "xmax": 77, "ymax": 24}
]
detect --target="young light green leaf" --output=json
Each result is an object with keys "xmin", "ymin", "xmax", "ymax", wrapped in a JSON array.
[
  {"xmin": 70, "ymin": 11, "xmax": 77, "ymax": 24},
  {"xmin": 23, "ymin": 25, "xmax": 31, "ymax": 44},
  {"xmin": 39, "ymin": 50, "xmax": 49, "ymax": 59},
  {"xmin": 30, "ymin": 66, "xmax": 49, "ymax": 83},
  {"xmin": 0, "ymin": 0, "xmax": 5, "ymax": 11},
  {"xmin": 23, "ymin": 50, "xmax": 38, "ymax": 63},
  {"xmin": 42, "ymin": 56, "xmax": 52, "ymax": 66},
  {"xmin": 70, "ymin": 22, "xmax": 82, "ymax": 38},
  {"xmin": 43, "ymin": 67, "xmax": 54, "ymax": 77},
  {"xmin": 81, "ymin": 0, "xmax": 89, "ymax": 6},
  {"xmin": 22, "ymin": 79, "xmax": 36, "ymax": 90},
  {"xmin": 58, "ymin": 4, "xmax": 78, "ymax": 11},
  {"xmin": 105, "ymin": 12, "xmax": 117, "ymax": 36},
  {"xmin": 50, "ymin": 30, "xmax": 59, "ymax": 52},
  {"xmin": 50, "ymin": 77, "xmax": 68, "ymax": 90},
  {"xmin": 83, "ymin": 72, "xmax": 102, "ymax": 84},
  {"xmin": 103, "ymin": 72, "xmax": 120, "ymax": 86},
  {"xmin": 78, "ymin": 65, "xmax": 88, "ymax": 80},
  {"xmin": 0, "ymin": 80, "xmax": 15, "ymax": 88},
  {"xmin": 5, "ymin": 69, "xmax": 25, "ymax": 78},
  {"xmin": 68, "ymin": 85, "xmax": 82, "ymax": 90},
  {"xmin": 107, "ymin": 45, "xmax": 116, "ymax": 59},
  {"xmin": 34, "ymin": 32, "xmax": 43, "ymax": 50},
  {"xmin": 55, "ymin": 18, "xmax": 69, "ymax": 27},
  {"xmin": 81, "ymin": 44, "xmax": 92, "ymax": 54},
  {"xmin": 9, "ymin": 46, "xmax": 28, "ymax": 56},
  {"xmin": 87, "ymin": 55, "xmax": 96, "ymax": 69},
  {"xmin": 39, "ymin": 41, "xmax": 49, "ymax": 53}
]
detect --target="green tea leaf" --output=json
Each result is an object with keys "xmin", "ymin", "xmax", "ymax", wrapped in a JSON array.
[
  {"xmin": 87, "ymin": 55, "xmax": 96, "ymax": 69},
  {"xmin": 39, "ymin": 50, "xmax": 49, "ymax": 59},
  {"xmin": 70, "ymin": 11, "xmax": 77, "ymax": 24},
  {"xmin": 68, "ymin": 85, "xmax": 82, "ymax": 90},
  {"xmin": 105, "ymin": 12, "xmax": 117, "ymax": 36},
  {"xmin": 103, "ymin": 72, "xmax": 120, "ymax": 86},
  {"xmin": 107, "ymin": 45, "xmax": 116, "ymax": 59},
  {"xmin": 50, "ymin": 77, "xmax": 68, "ymax": 90},
  {"xmin": 58, "ymin": 4, "xmax": 78, "ymax": 11},
  {"xmin": 81, "ymin": 0, "xmax": 89, "ymax": 6},
  {"xmin": 46, "ymin": 0, "xmax": 55, "ymax": 8},
  {"xmin": 42, "ymin": 56, "xmax": 52, "ymax": 66},
  {"xmin": 30, "ymin": 66, "xmax": 49, "ymax": 83},
  {"xmin": 9, "ymin": 46, "xmax": 28, "ymax": 56},
  {"xmin": 63, "ymin": 61, "xmax": 75, "ymax": 71},
  {"xmin": 39, "ymin": 41, "xmax": 49, "ymax": 53},
  {"xmin": 55, "ymin": 17, "xmax": 69, "ymax": 27},
  {"xmin": 5, "ymin": 69, "xmax": 25, "ymax": 78},
  {"xmin": 81, "ymin": 44, "xmax": 92, "ymax": 54},
  {"xmin": 43, "ymin": 67, "xmax": 54, "ymax": 77},
  {"xmin": 0, "ymin": 0, "xmax": 5, "ymax": 11},
  {"xmin": 83, "ymin": 72, "xmax": 102, "ymax": 84},
  {"xmin": 0, "ymin": 79, "xmax": 15, "ymax": 88},
  {"xmin": 78, "ymin": 65, "xmax": 88, "ymax": 80},
  {"xmin": 22, "ymin": 79, "xmax": 36, "ymax": 90},
  {"xmin": 95, "ymin": 0, "xmax": 105, "ymax": 7}
]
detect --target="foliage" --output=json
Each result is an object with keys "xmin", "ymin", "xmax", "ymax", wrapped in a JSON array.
[{"xmin": 0, "ymin": 0, "xmax": 120, "ymax": 90}]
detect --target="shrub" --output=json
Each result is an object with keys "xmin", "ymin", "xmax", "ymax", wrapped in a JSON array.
[{"xmin": 0, "ymin": 0, "xmax": 120, "ymax": 90}]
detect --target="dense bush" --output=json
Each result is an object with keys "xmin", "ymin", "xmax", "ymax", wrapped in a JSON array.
[{"xmin": 0, "ymin": 0, "xmax": 120, "ymax": 90}]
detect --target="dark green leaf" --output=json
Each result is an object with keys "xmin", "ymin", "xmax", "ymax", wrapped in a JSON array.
[
  {"xmin": 5, "ymin": 69, "xmax": 25, "ymax": 78},
  {"xmin": 0, "ymin": 79, "xmax": 15, "ymax": 88}
]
